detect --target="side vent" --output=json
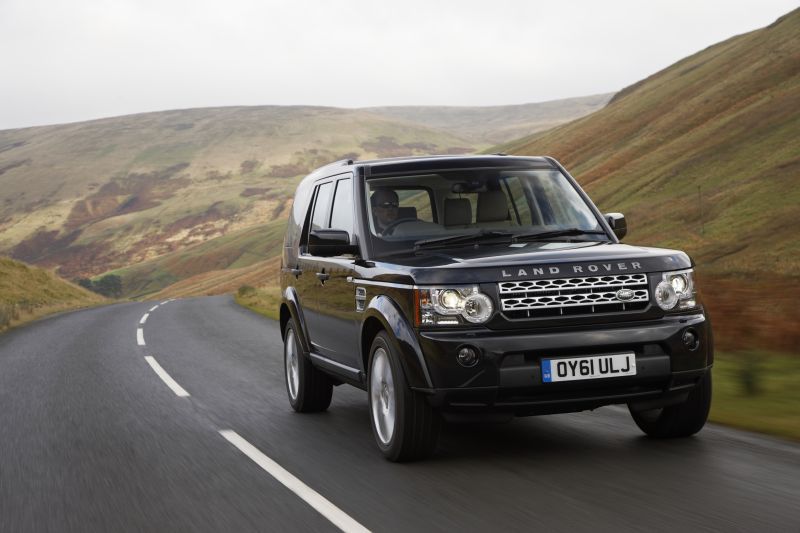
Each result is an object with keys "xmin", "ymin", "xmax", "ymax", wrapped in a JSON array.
[{"xmin": 355, "ymin": 287, "xmax": 367, "ymax": 312}]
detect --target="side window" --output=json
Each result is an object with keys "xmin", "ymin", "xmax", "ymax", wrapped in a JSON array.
[
  {"xmin": 310, "ymin": 181, "xmax": 333, "ymax": 231},
  {"xmin": 330, "ymin": 178, "xmax": 353, "ymax": 234}
]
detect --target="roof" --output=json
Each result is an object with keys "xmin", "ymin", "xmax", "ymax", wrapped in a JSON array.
[
  {"xmin": 361, "ymin": 154, "xmax": 553, "ymax": 176},
  {"xmin": 299, "ymin": 154, "xmax": 555, "ymax": 183}
]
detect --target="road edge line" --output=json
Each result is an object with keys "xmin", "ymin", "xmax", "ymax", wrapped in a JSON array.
[{"xmin": 218, "ymin": 429, "xmax": 370, "ymax": 533}]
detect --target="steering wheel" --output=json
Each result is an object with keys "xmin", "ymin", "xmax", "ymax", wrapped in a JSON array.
[{"xmin": 380, "ymin": 217, "xmax": 418, "ymax": 236}]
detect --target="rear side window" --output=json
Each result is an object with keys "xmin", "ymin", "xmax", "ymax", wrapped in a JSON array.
[
  {"xmin": 330, "ymin": 178, "xmax": 353, "ymax": 234},
  {"xmin": 310, "ymin": 181, "xmax": 333, "ymax": 231}
]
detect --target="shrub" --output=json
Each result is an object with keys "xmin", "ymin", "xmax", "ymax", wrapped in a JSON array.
[
  {"xmin": 94, "ymin": 274, "xmax": 122, "ymax": 298},
  {"xmin": 237, "ymin": 285, "xmax": 256, "ymax": 297},
  {"xmin": 240, "ymin": 159, "xmax": 260, "ymax": 174},
  {"xmin": 0, "ymin": 303, "xmax": 11, "ymax": 328},
  {"xmin": 739, "ymin": 352, "xmax": 763, "ymax": 396},
  {"xmin": 76, "ymin": 278, "xmax": 94, "ymax": 290}
]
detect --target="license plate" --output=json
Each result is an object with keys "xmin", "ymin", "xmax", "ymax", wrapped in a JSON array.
[{"xmin": 542, "ymin": 352, "xmax": 636, "ymax": 383}]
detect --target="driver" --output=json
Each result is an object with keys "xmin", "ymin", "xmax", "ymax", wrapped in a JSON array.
[{"xmin": 370, "ymin": 188, "xmax": 400, "ymax": 235}]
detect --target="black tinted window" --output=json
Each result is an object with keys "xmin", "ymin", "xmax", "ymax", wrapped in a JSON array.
[{"xmin": 330, "ymin": 178, "xmax": 353, "ymax": 234}]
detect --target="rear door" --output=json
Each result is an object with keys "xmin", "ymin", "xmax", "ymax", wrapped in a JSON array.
[{"xmin": 296, "ymin": 179, "xmax": 334, "ymax": 352}]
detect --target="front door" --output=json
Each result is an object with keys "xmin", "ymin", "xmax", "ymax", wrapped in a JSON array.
[{"xmin": 299, "ymin": 175, "xmax": 360, "ymax": 369}]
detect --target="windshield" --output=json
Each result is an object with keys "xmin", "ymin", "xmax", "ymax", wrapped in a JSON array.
[{"xmin": 363, "ymin": 168, "xmax": 607, "ymax": 259}]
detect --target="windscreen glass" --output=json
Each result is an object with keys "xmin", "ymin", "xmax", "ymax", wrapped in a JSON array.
[{"xmin": 364, "ymin": 168, "xmax": 606, "ymax": 259}]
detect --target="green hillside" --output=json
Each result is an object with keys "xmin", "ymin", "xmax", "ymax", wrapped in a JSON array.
[
  {"xmin": 502, "ymin": 10, "xmax": 800, "ymax": 276},
  {"xmin": 501, "ymin": 9, "xmax": 800, "ymax": 353},
  {"xmin": 0, "ymin": 97, "xmax": 604, "ymax": 287},
  {"xmin": 0, "ymin": 256, "xmax": 105, "ymax": 331},
  {"xmin": 0, "ymin": 106, "xmax": 472, "ymax": 279}
]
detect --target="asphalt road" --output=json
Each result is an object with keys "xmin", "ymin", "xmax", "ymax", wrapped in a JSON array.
[{"xmin": 0, "ymin": 296, "xmax": 798, "ymax": 532}]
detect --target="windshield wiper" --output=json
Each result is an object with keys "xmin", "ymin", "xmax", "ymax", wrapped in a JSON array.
[
  {"xmin": 414, "ymin": 230, "xmax": 514, "ymax": 250},
  {"xmin": 512, "ymin": 228, "xmax": 609, "ymax": 242}
]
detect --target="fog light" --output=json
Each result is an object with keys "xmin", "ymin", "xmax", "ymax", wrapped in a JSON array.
[
  {"xmin": 682, "ymin": 328, "xmax": 700, "ymax": 351},
  {"xmin": 457, "ymin": 346, "xmax": 480, "ymax": 367}
]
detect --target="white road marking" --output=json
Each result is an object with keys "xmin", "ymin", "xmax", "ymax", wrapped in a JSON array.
[
  {"xmin": 149, "ymin": 305, "xmax": 159, "ymax": 312},
  {"xmin": 137, "ymin": 328, "xmax": 146, "ymax": 346},
  {"xmin": 219, "ymin": 430, "xmax": 370, "ymax": 533},
  {"xmin": 144, "ymin": 356, "xmax": 190, "ymax": 397},
  {"xmin": 140, "ymin": 313, "xmax": 149, "ymax": 325}
]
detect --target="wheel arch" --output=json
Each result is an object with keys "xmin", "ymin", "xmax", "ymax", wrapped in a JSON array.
[
  {"xmin": 361, "ymin": 295, "xmax": 433, "ymax": 389},
  {"xmin": 281, "ymin": 287, "xmax": 311, "ymax": 354}
]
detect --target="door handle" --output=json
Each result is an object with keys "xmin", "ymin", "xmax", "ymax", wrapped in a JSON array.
[
  {"xmin": 316, "ymin": 272, "xmax": 330, "ymax": 282},
  {"xmin": 290, "ymin": 268, "xmax": 302, "ymax": 278}
]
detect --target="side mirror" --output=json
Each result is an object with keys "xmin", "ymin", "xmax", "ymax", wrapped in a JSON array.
[
  {"xmin": 605, "ymin": 213, "xmax": 627, "ymax": 240},
  {"xmin": 308, "ymin": 229, "xmax": 359, "ymax": 257}
]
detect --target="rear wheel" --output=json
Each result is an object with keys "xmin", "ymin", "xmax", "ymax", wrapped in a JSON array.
[
  {"xmin": 368, "ymin": 332, "xmax": 441, "ymax": 461},
  {"xmin": 284, "ymin": 323, "xmax": 332, "ymax": 413},
  {"xmin": 630, "ymin": 370, "xmax": 712, "ymax": 438}
]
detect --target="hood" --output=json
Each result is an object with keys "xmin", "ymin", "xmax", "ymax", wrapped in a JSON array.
[{"xmin": 373, "ymin": 242, "xmax": 692, "ymax": 285}]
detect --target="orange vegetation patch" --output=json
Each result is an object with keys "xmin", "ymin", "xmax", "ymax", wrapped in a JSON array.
[
  {"xmin": 240, "ymin": 187, "xmax": 270, "ymax": 198},
  {"xmin": 699, "ymin": 273, "xmax": 800, "ymax": 354},
  {"xmin": 65, "ymin": 163, "xmax": 191, "ymax": 230}
]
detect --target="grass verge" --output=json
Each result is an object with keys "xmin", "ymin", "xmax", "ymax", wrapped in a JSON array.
[
  {"xmin": 234, "ymin": 285, "xmax": 281, "ymax": 321},
  {"xmin": 710, "ymin": 351, "xmax": 800, "ymax": 441},
  {"xmin": 1, "ymin": 257, "xmax": 108, "ymax": 334}
]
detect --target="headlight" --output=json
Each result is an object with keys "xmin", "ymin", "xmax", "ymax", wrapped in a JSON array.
[
  {"xmin": 655, "ymin": 269, "xmax": 698, "ymax": 311},
  {"xmin": 415, "ymin": 286, "xmax": 494, "ymax": 326}
]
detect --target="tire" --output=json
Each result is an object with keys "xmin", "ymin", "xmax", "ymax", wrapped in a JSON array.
[
  {"xmin": 630, "ymin": 370, "xmax": 712, "ymax": 438},
  {"xmin": 283, "ymin": 323, "xmax": 333, "ymax": 413},
  {"xmin": 368, "ymin": 332, "xmax": 441, "ymax": 462}
]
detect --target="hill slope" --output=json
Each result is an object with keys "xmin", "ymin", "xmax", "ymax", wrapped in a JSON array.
[
  {"xmin": 501, "ymin": 9, "xmax": 800, "ymax": 277},
  {"xmin": 0, "ymin": 106, "xmax": 473, "ymax": 279},
  {"xmin": 365, "ymin": 93, "xmax": 612, "ymax": 144},
  {"xmin": 0, "ymin": 256, "xmax": 105, "ymax": 331},
  {"xmin": 501, "ymin": 9, "xmax": 800, "ymax": 353},
  {"xmin": 0, "ymin": 96, "xmax": 606, "ymax": 286}
]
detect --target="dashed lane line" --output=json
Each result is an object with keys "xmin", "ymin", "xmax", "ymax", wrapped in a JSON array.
[
  {"xmin": 144, "ymin": 356, "xmax": 190, "ymax": 397},
  {"xmin": 138, "ymin": 300, "xmax": 367, "ymax": 532},
  {"xmin": 219, "ymin": 430, "xmax": 370, "ymax": 533}
]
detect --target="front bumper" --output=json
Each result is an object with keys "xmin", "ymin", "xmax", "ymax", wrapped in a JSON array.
[{"xmin": 414, "ymin": 313, "xmax": 712, "ymax": 416}]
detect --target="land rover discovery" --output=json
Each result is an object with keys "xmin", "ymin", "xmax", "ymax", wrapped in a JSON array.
[{"xmin": 279, "ymin": 155, "xmax": 712, "ymax": 461}]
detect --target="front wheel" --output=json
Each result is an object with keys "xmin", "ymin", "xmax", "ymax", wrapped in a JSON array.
[
  {"xmin": 630, "ymin": 370, "xmax": 712, "ymax": 438},
  {"xmin": 284, "ymin": 323, "xmax": 332, "ymax": 413},
  {"xmin": 368, "ymin": 332, "xmax": 441, "ymax": 461}
]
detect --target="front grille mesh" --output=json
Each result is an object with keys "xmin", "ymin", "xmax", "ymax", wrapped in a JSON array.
[{"xmin": 498, "ymin": 274, "xmax": 649, "ymax": 318}]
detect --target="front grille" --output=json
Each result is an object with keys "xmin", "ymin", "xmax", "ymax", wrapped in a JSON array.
[{"xmin": 498, "ymin": 274, "xmax": 649, "ymax": 318}]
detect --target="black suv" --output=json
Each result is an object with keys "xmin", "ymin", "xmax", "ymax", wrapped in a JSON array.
[{"xmin": 279, "ymin": 155, "xmax": 712, "ymax": 461}]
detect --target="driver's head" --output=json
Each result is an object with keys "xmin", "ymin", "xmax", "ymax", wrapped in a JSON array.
[{"xmin": 370, "ymin": 189, "xmax": 399, "ymax": 228}]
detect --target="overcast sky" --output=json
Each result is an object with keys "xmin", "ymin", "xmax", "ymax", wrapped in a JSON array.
[{"xmin": 0, "ymin": 0, "xmax": 796, "ymax": 130}]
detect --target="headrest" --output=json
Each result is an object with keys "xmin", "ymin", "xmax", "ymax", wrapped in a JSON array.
[
  {"xmin": 444, "ymin": 198, "xmax": 472, "ymax": 226},
  {"xmin": 477, "ymin": 190, "xmax": 509, "ymax": 222},
  {"xmin": 398, "ymin": 206, "xmax": 417, "ymax": 219}
]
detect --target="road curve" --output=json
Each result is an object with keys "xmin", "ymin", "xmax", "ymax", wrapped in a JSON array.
[{"xmin": 0, "ymin": 295, "xmax": 798, "ymax": 532}]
